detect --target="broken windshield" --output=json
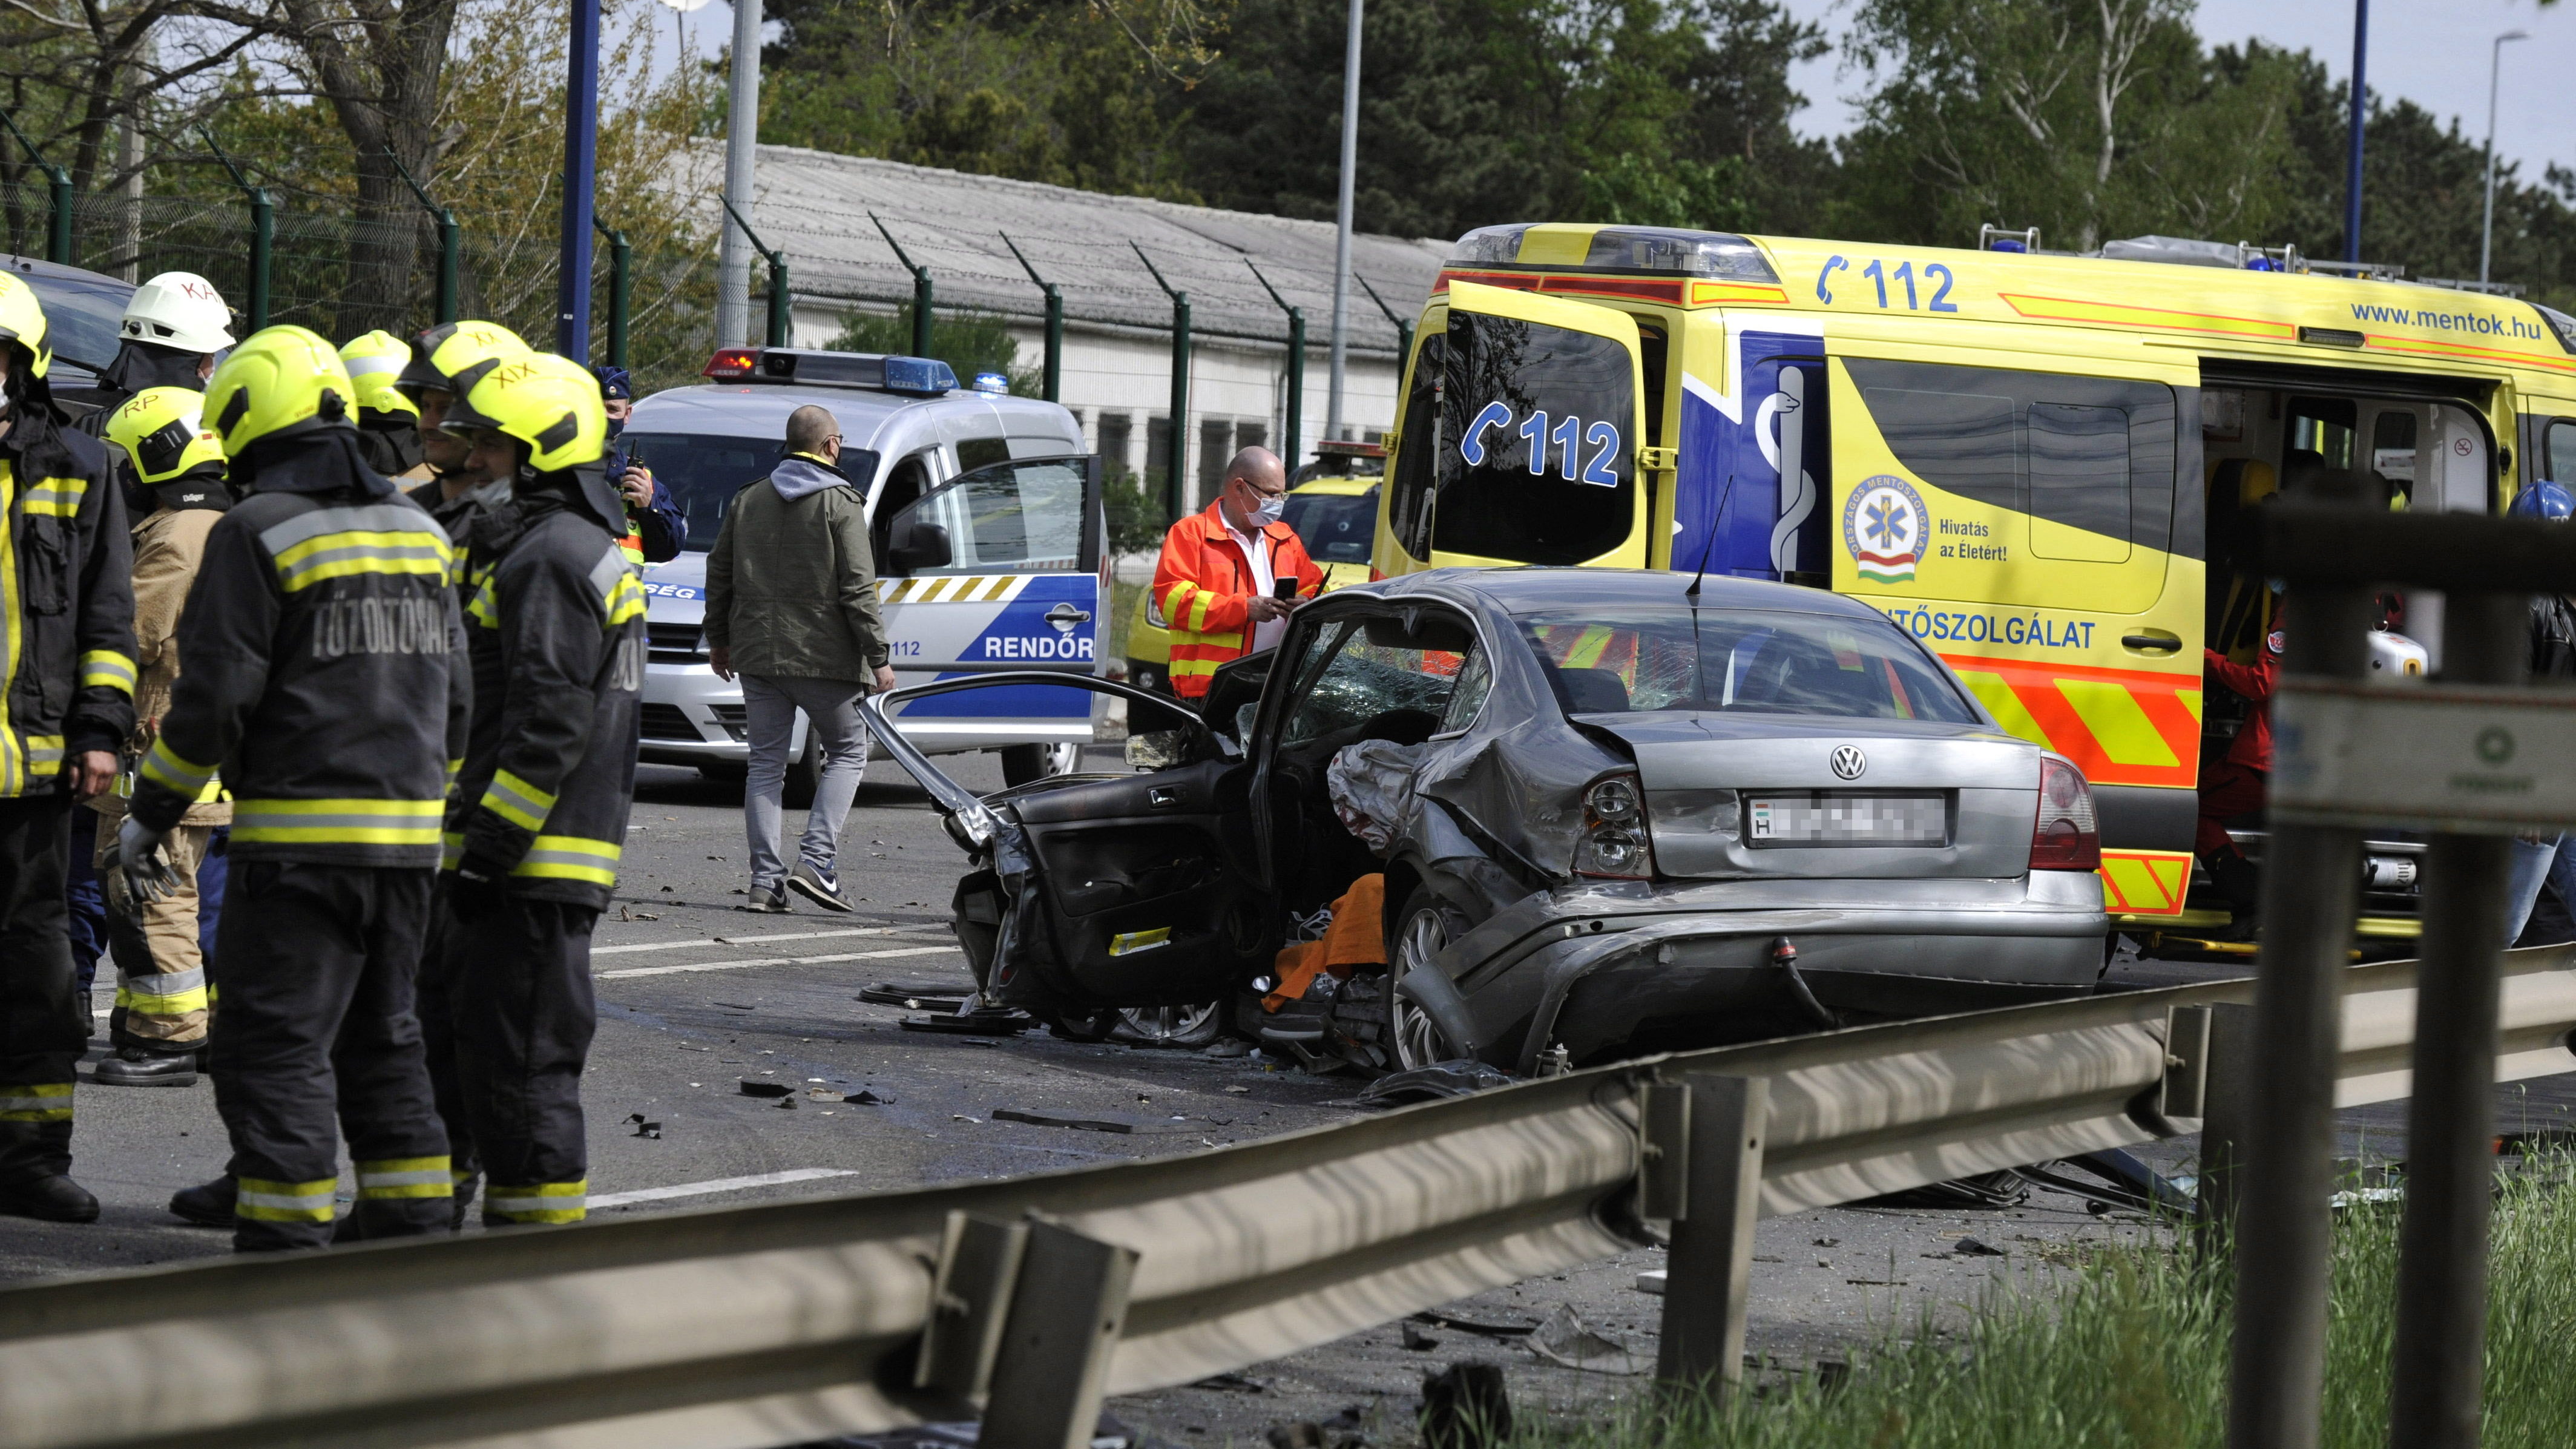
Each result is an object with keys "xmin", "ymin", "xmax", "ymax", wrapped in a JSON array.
[{"xmin": 1517, "ymin": 608, "xmax": 1979, "ymax": 723}]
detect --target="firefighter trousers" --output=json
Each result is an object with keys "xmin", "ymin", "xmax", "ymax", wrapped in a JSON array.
[
  {"xmin": 443, "ymin": 882, "xmax": 597, "ymax": 1226},
  {"xmin": 0, "ymin": 795, "xmax": 83, "ymax": 1184},
  {"xmin": 413, "ymin": 900, "xmax": 480, "ymax": 1206},
  {"xmin": 210, "ymin": 860, "xmax": 450, "ymax": 1251},
  {"xmin": 98, "ymin": 818, "xmax": 222, "ymax": 1053}
]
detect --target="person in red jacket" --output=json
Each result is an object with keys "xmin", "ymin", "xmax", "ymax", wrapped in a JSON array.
[
  {"xmin": 2198, "ymin": 606, "xmax": 2281, "ymax": 925},
  {"xmin": 1151, "ymin": 447, "xmax": 1323, "ymax": 699}
]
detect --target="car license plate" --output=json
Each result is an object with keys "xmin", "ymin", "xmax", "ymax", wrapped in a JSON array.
[{"xmin": 1745, "ymin": 792, "xmax": 1947, "ymax": 847}]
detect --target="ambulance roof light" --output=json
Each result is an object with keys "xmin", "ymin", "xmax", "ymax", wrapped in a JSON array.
[
  {"xmin": 1979, "ymin": 223, "xmax": 2040, "ymax": 254},
  {"xmin": 1447, "ymin": 223, "xmax": 1780, "ymax": 283}
]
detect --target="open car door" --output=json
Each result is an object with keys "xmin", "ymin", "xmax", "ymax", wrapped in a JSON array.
[
  {"xmin": 862, "ymin": 674, "xmax": 1268, "ymax": 1017},
  {"xmin": 1422, "ymin": 280, "xmax": 1652, "ymax": 571}
]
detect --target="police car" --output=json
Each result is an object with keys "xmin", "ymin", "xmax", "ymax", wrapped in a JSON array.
[{"xmin": 622, "ymin": 347, "xmax": 1104, "ymax": 797}]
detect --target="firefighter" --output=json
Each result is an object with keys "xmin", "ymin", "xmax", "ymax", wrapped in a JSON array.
[
  {"xmin": 88, "ymin": 388, "xmax": 232, "ymax": 1089},
  {"xmin": 340, "ymin": 330, "xmax": 429, "ymax": 482},
  {"xmin": 434, "ymin": 352, "xmax": 642, "ymax": 1227},
  {"xmin": 0, "ymin": 275, "xmax": 137, "ymax": 1224},
  {"xmin": 1150, "ymin": 447, "xmax": 1321, "ymax": 699},
  {"xmin": 595, "ymin": 365, "xmax": 683, "ymax": 564},
  {"xmin": 393, "ymin": 321, "xmax": 534, "ymax": 531},
  {"xmin": 111, "ymin": 326, "xmax": 468, "ymax": 1250}
]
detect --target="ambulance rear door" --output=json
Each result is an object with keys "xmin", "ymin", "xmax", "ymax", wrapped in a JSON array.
[
  {"xmin": 1402, "ymin": 280, "xmax": 1652, "ymax": 571},
  {"xmin": 870, "ymin": 454, "xmax": 1105, "ymax": 756}
]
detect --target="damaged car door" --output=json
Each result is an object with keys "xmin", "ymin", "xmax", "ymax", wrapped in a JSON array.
[{"xmin": 862, "ymin": 675, "xmax": 1269, "ymax": 1033}]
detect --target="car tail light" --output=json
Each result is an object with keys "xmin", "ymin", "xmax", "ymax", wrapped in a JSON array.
[
  {"xmin": 1574, "ymin": 772, "xmax": 1655, "ymax": 879},
  {"xmin": 2030, "ymin": 755, "xmax": 2100, "ymax": 871},
  {"xmin": 704, "ymin": 347, "xmax": 760, "ymax": 379}
]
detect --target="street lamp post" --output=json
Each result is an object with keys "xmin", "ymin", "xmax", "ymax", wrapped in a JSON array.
[
  {"xmin": 717, "ymin": 0, "xmax": 761, "ymax": 347},
  {"xmin": 2344, "ymin": 0, "xmax": 2368, "ymax": 264},
  {"xmin": 1325, "ymin": 0, "xmax": 1362, "ymax": 442},
  {"xmin": 2481, "ymin": 29, "xmax": 2530, "ymax": 286}
]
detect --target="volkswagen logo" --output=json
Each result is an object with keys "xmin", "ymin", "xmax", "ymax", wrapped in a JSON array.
[{"xmin": 1829, "ymin": 745, "xmax": 1867, "ymax": 780}]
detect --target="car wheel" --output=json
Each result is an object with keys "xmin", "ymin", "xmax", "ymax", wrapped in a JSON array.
[
  {"xmin": 1000, "ymin": 742, "xmax": 1080, "ymax": 787},
  {"xmin": 1045, "ymin": 1004, "xmax": 1119, "ymax": 1042},
  {"xmin": 1389, "ymin": 888, "xmax": 1467, "ymax": 1071},
  {"xmin": 783, "ymin": 731, "xmax": 820, "ymax": 810},
  {"xmin": 1114, "ymin": 1002, "xmax": 1224, "ymax": 1048}
]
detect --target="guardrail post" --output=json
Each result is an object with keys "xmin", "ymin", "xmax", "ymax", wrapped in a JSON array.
[
  {"xmin": 1653, "ymin": 1073, "xmax": 1767, "ymax": 1404},
  {"xmin": 2195, "ymin": 1001, "xmax": 2257, "ymax": 1234},
  {"xmin": 2223, "ymin": 470, "xmax": 2375, "ymax": 1449},
  {"xmin": 2388, "ymin": 591, "xmax": 2527, "ymax": 1449},
  {"xmin": 980, "ymin": 1219, "xmax": 1138, "ymax": 1449}
]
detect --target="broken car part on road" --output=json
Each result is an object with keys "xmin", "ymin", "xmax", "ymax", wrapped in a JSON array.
[{"xmin": 862, "ymin": 570, "xmax": 2110, "ymax": 1078}]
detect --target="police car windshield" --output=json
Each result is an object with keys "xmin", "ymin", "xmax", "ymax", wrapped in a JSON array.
[
  {"xmin": 619, "ymin": 431, "xmax": 882, "ymax": 550},
  {"xmin": 1283, "ymin": 490, "xmax": 1375, "ymax": 564},
  {"xmin": 1516, "ymin": 608, "xmax": 1979, "ymax": 722}
]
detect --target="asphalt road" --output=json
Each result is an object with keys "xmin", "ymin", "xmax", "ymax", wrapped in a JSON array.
[{"xmin": 5, "ymin": 749, "xmax": 2572, "ymax": 1447}]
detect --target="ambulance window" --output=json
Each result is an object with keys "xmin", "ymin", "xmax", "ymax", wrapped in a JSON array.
[
  {"xmin": 2288, "ymin": 398, "xmax": 2356, "ymax": 470},
  {"xmin": 2028, "ymin": 404, "xmax": 2131, "ymax": 539},
  {"xmin": 1387, "ymin": 332, "xmax": 1445, "ymax": 559},
  {"xmin": 2548, "ymin": 421, "xmax": 2576, "ymax": 483},
  {"xmin": 1856, "ymin": 383, "xmax": 2019, "ymax": 512},
  {"xmin": 1436, "ymin": 311, "xmax": 1637, "ymax": 565}
]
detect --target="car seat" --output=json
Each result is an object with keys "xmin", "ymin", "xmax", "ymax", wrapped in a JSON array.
[{"xmin": 1554, "ymin": 667, "xmax": 1630, "ymax": 714}]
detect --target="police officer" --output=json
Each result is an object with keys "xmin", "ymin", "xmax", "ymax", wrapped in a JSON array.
[
  {"xmin": 340, "ymin": 331, "xmax": 429, "ymax": 482},
  {"xmin": 596, "ymin": 365, "xmax": 683, "ymax": 564},
  {"xmin": 89, "ymin": 389, "xmax": 232, "ymax": 1089},
  {"xmin": 113, "ymin": 326, "xmax": 468, "ymax": 1250},
  {"xmin": 436, "ymin": 353, "xmax": 642, "ymax": 1227},
  {"xmin": 0, "ymin": 275, "xmax": 137, "ymax": 1223}
]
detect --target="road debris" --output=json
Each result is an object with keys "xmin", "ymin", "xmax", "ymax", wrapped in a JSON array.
[
  {"xmin": 1399, "ymin": 1321, "xmax": 1440, "ymax": 1351},
  {"xmin": 991, "ymin": 1106, "xmax": 1198, "ymax": 1135},
  {"xmin": 1955, "ymin": 1236, "xmax": 2007, "ymax": 1257},
  {"xmin": 738, "ymin": 1079, "xmax": 792, "ymax": 1098},
  {"xmin": 625, "ymin": 1114, "xmax": 661, "ymax": 1139},
  {"xmin": 1411, "ymin": 1310, "xmax": 1536, "ymax": 1338},
  {"xmin": 1525, "ymin": 1303, "xmax": 1641, "ymax": 1374}
]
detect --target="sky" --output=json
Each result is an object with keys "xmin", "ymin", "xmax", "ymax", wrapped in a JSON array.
[{"xmin": 1777, "ymin": 0, "xmax": 2576, "ymax": 188}]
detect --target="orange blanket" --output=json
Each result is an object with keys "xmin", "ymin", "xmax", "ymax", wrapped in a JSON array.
[{"xmin": 1261, "ymin": 873, "xmax": 1387, "ymax": 1012}]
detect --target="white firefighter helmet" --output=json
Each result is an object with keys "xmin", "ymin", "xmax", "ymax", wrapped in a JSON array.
[{"xmin": 119, "ymin": 272, "xmax": 235, "ymax": 355}]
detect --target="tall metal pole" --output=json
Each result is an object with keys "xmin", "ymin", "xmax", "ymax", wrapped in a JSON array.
[
  {"xmin": 2386, "ymin": 591, "xmax": 2528, "ymax": 1449},
  {"xmin": 2344, "ymin": 0, "xmax": 2368, "ymax": 264},
  {"xmin": 2480, "ymin": 31, "xmax": 2529, "ymax": 286},
  {"xmin": 2223, "ymin": 472, "xmax": 2374, "ymax": 1449},
  {"xmin": 557, "ymin": 0, "xmax": 600, "ymax": 360},
  {"xmin": 718, "ymin": 0, "xmax": 761, "ymax": 347},
  {"xmin": 1326, "ymin": 0, "xmax": 1362, "ymax": 441}
]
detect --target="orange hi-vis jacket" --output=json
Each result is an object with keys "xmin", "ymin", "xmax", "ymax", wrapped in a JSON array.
[{"xmin": 1152, "ymin": 500, "xmax": 1322, "ymax": 698}]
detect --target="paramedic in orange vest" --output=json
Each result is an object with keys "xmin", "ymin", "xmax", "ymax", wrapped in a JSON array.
[{"xmin": 1151, "ymin": 447, "xmax": 1322, "ymax": 699}]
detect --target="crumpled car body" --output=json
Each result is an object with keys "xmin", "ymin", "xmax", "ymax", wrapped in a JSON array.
[{"xmin": 864, "ymin": 567, "xmax": 2108, "ymax": 1071}]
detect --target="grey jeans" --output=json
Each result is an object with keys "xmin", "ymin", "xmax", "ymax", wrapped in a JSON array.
[{"xmin": 742, "ymin": 674, "xmax": 872, "ymax": 892}]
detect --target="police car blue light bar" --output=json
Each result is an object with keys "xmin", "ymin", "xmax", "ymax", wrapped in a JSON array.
[{"xmin": 699, "ymin": 347, "xmax": 960, "ymax": 396}]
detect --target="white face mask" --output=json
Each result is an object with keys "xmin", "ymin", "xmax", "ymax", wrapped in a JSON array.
[
  {"xmin": 1247, "ymin": 490, "xmax": 1284, "ymax": 528},
  {"xmin": 467, "ymin": 477, "xmax": 513, "ymax": 508}
]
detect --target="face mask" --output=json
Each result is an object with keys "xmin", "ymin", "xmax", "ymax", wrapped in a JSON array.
[
  {"xmin": 466, "ymin": 477, "xmax": 514, "ymax": 509},
  {"xmin": 604, "ymin": 416, "xmax": 625, "ymax": 441},
  {"xmin": 1248, "ymin": 491, "xmax": 1285, "ymax": 528}
]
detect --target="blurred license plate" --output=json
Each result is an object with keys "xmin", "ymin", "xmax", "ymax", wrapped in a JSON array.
[{"xmin": 1745, "ymin": 793, "xmax": 1947, "ymax": 847}]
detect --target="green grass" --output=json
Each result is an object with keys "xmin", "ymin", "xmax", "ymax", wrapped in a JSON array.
[{"xmin": 1537, "ymin": 1170, "xmax": 2576, "ymax": 1448}]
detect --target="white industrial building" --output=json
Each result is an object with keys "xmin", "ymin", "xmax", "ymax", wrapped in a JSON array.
[{"xmin": 697, "ymin": 145, "xmax": 1448, "ymax": 514}]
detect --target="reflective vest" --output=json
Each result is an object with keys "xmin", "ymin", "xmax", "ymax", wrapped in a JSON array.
[{"xmin": 1150, "ymin": 501, "xmax": 1321, "ymax": 698}]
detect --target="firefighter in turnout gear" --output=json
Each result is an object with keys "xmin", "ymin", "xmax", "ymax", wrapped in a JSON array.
[
  {"xmin": 395, "ymin": 321, "xmax": 534, "ymax": 535},
  {"xmin": 0, "ymin": 274, "xmax": 138, "ymax": 1224},
  {"xmin": 435, "ymin": 352, "xmax": 643, "ymax": 1228},
  {"xmin": 89, "ymin": 389, "xmax": 232, "ymax": 1089},
  {"xmin": 340, "ymin": 330, "xmax": 427, "ymax": 483},
  {"xmin": 114, "ymin": 326, "xmax": 468, "ymax": 1250}
]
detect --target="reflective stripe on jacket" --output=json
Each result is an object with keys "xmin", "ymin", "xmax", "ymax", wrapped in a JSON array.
[
  {"xmin": 127, "ymin": 485, "xmax": 468, "ymax": 866},
  {"xmin": 1150, "ymin": 501, "xmax": 1320, "ymax": 698},
  {"xmin": 448, "ymin": 490, "xmax": 645, "ymax": 909},
  {"xmin": 0, "ymin": 413, "xmax": 135, "ymax": 794}
]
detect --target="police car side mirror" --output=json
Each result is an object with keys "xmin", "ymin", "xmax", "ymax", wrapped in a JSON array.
[{"xmin": 890, "ymin": 520, "xmax": 951, "ymax": 573}]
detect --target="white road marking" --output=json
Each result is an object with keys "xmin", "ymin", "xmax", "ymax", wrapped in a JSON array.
[
  {"xmin": 596, "ymin": 944, "xmax": 961, "ymax": 980},
  {"xmin": 590, "ymin": 1168, "xmax": 861, "ymax": 1209},
  {"xmin": 593, "ymin": 927, "xmax": 938, "ymax": 956}
]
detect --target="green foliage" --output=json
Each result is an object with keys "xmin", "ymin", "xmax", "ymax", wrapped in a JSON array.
[
  {"xmin": 1102, "ymin": 461, "xmax": 1169, "ymax": 557},
  {"xmin": 1528, "ymin": 1170, "xmax": 2576, "ymax": 1448},
  {"xmin": 827, "ymin": 304, "xmax": 1043, "ymax": 396},
  {"xmin": 1583, "ymin": 155, "xmax": 1755, "ymax": 232}
]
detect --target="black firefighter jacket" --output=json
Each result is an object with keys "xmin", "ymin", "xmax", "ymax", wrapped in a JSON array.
[
  {"xmin": 446, "ymin": 485, "xmax": 645, "ymax": 912},
  {"xmin": 128, "ymin": 467, "xmax": 468, "ymax": 865},
  {"xmin": 0, "ymin": 406, "xmax": 135, "ymax": 795}
]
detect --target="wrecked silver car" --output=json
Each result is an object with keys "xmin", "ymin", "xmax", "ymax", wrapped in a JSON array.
[{"xmin": 864, "ymin": 568, "xmax": 2109, "ymax": 1073}]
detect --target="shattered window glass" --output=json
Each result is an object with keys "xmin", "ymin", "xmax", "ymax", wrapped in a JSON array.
[
  {"xmin": 1282, "ymin": 619, "xmax": 1473, "ymax": 744},
  {"xmin": 1518, "ymin": 608, "xmax": 1978, "ymax": 723}
]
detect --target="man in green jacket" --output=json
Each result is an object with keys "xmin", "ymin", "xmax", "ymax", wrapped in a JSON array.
[{"xmin": 705, "ymin": 406, "xmax": 893, "ymax": 914}]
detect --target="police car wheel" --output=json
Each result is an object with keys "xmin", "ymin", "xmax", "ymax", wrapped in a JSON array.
[{"xmin": 1000, "ymin": 743, "xmax": 1080, "ymax": 787}]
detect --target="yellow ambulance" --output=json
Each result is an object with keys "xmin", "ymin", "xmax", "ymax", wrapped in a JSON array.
[{"xmin": 1369, "ymin": 224, "xmax": 2576, "ymax": 947}]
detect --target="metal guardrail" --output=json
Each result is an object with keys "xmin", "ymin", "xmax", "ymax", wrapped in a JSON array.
[{"xmin": 2, "ymin": 946, "xmax": 2571, "ymax": 1449}]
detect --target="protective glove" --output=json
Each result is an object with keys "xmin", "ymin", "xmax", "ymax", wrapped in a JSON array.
[{"xmin": 105, "ymin": 815, "xmax": 180, "ymax": 905}]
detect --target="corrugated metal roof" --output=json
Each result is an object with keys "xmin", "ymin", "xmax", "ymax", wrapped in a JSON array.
[{"xmin": 692, "ymin": 145, "xmax": 1449, "ymax": 357}]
